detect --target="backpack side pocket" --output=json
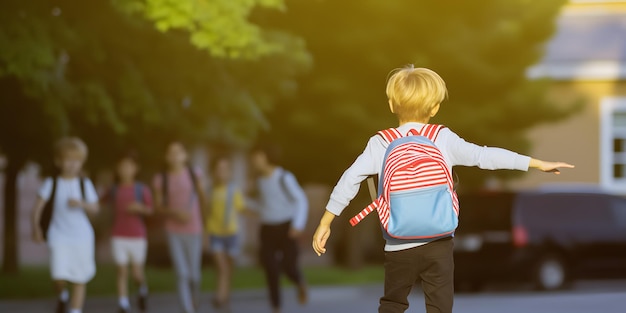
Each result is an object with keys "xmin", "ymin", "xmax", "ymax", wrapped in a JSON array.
[{"xmin": 387, "ymin": 184, "xmax": 458, "ymax": 239}]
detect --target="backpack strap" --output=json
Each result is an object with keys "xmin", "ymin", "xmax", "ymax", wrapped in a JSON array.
[
  {"xmin": 419, "ymin": 124, "xmax": 445, "ymax": 142},
  {"xmin": 187, "ymin": 166, "xmax": 204, "ymax": 212},
  {"xmin": 134, "ymin": 182, "xmax": 149, "ymax": 223},
  {"xmin": 134, "ymin": 183, "xmax": 144, "ymax": 204},
  {"xmin": 80, "ymin": 177, "xmax": 86, "ymax": 200},
  {"xmin": 187, "ymin": 165, "xmax": 200, "ymax": 195},
  {"xmin": 279, "ymin": 169, "xmax": 296, "ymax": 203},
  {"xmin": 407, "ymin": 128, "xmax": 420, "ymax": 136},
  {"xmin": 376, "ymin": 128, "xmax": 403, "ymax": 144},
  {"xmin": 404, "ymin": 124, "xmax": 445, "ymax": 140},
  {"xmin": 40, "ymin": 177, "xmax": 58, "ymax": 241},
  {"xmin": 366, "ymin": 176, "xmax": 377, "ymax": 202},
  {"xmin": 349, "ymin": 199, "xmax": 380, "ymax": 226},
  {"xmin": 110, "ymin": 183, "xmax": 142, "ymax": 208},
  {"xmin": 377, "ymin": 125, "xmax": 445, "ymax": 143}
]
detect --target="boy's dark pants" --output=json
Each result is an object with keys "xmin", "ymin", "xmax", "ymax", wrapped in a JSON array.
[
  {"xmin": 379, "ymin": 237, "xmax": 454, "ymax": 313},
  {"xmin": 259, "ymin": 221, "xmax": 304, "ymax": 309}
]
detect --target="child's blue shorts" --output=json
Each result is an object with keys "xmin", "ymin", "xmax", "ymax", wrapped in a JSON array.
[{"xmin": 209, "ymin": 234, "xmax": 240, "ymax": 257}]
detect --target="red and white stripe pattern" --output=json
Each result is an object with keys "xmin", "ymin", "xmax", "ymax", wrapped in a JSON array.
[{"xmin": 350, "ymin": 124, "xmax": 459, "ymax": 229}]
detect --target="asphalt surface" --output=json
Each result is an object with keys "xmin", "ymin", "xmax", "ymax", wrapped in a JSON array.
[{"xmin": 2, "ymin": 279, "xmax": 626, "ymax": 313}]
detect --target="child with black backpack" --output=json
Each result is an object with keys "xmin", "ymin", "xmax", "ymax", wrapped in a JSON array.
[
  {"xmin": 152, "ymin": 141, "xmax": 207, "ymax": 313},
  {"xmin": 312, "ymin": 65, "xmax": 575, "ymax": 313},
  {"xmin": 249, "ymin": 143, "xmax": 309, "ymax": 313},
  {"xmin": 105, "ymin": 151, "xmax": 153, "ymax": 313},
  {"xmin": 30, "ymin": 137, "xmax": 99, "ymax": 313}
]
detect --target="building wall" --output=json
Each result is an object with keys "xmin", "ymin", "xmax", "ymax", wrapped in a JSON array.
[
  {"xmin": 567, "ymin": 0, "xmax": 626, "ymax": 13},
  {"xmin": 510, "ymin": 80, "xmax": 626, "ymax": 190}
]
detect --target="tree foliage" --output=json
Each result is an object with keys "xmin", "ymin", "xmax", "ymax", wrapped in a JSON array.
[
  {"xmin": 259, "ymin": 0, "xmax": 575, "ymax": 188},
  {"xmin": 114, "ymin": 0, "xmax": 291, "ymax": 59},
  {"xmin": 0, "ymin": 0, "xmax": 311, "ymax": 171}
]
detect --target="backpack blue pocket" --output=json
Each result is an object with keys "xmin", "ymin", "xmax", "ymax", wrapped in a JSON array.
[{"xmin": 387, "ymin": 184, "xmax": 458, "ymax": 239}]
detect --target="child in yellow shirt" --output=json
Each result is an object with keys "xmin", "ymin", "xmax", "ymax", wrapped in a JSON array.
[{"xmin": 206, "ymin": 155, "xmax": 245, "ymax": 311}]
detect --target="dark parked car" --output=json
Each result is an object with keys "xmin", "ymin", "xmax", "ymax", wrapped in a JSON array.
[{"xmin": 453, "ymin": 190, "xmax": 626, "ymax": 291}]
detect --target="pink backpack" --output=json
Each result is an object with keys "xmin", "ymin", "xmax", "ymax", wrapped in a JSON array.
[{"xmin": 350, "ymin": 124, "xmax": 459, "ymax": 241}]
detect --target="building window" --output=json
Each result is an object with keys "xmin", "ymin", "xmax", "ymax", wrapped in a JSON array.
[{"xmin": 601, "ymin": 97, "xmax": 626, "ymax": 191}]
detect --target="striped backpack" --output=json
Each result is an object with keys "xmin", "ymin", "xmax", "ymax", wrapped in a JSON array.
[{"xmin": 350, "ymin": 124, "xmax": 459, "ymax": 241}]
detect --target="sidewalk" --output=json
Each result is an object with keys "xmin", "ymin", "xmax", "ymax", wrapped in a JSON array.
[
  {"xmin": 2, "ymin": 283, "xmax": 625, "ymax": 313},
  {"xmin": 0, "ymin": 284, "xmax": 385, "ymax": 313}
]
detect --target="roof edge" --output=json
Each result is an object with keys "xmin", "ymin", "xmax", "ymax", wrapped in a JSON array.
[{"xmin": 527, "ymin": 61, "xmax": 626, "ymax": 80}]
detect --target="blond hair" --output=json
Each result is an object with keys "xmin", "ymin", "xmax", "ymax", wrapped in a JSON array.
[
  {"xmin": 54, "ymin": 137, "xmax": 88, "ymax": 160},
  {"xmin": 386, "ymin": 65, "xmax": 448, "ymax": 122}
]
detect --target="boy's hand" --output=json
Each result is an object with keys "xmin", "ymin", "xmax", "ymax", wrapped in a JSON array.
[
  {"xmin": 313, "ymin": 210, "xmax": 337, "ymax": 256},
  {"xmin": 312, "ymin": 224, "xmax": 331, "ymax": 256},
  {"xmin": 68, "ymin": 198, "xmax": 83, "ymax": 209},
  {"xmin": 530, "ymin": 159, "xmax": 575, "ymax": 174}
]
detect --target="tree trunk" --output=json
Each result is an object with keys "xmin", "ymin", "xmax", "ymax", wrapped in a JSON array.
[{"xmin": 2, "ymin": 159, "xmax": 20, "ymax": 274}]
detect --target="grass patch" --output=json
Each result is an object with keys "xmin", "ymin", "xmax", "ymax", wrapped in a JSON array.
[{"xmin": 0, "ymin": 264, "xmax": 383, "ymax": 300}]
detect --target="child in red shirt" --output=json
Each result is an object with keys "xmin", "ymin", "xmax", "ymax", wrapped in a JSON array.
[{"xmin": 107, "ymin": 152, "xmax": 153, "ymax": 313}]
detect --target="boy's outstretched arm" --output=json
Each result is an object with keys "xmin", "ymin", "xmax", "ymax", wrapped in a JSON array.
[
  {"xmin": 529, "ymin": 158, "xmax": 575, "ymax": 174},
  {"xmin": 312, "ymin": 211, "xmax": 337, "ymax": 256}
]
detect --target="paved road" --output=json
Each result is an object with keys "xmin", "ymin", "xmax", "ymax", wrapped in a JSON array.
[{"xmin": 2, "ymin": 280, "xmax": 626, "ymax": 313}]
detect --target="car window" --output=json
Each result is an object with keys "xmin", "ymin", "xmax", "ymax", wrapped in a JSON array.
[
  {"xmin": 457, "ymin": 193, "xmax": 515, "ymax": 232},
  {"xmin": 610, "ymin": 197, "xmax": 626, "ymax": 229},
  {"xmin": 518, "ymin": 193, "xmax": 612, "ymax": 228}
]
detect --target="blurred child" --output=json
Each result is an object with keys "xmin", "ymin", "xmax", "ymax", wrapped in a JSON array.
[
  {"xmin": 153, "ymin": 141, "xmax": 207, "ymax": 313},
  {"xmin": 205, "ymin": 154, "xmax": 246, "ymax": 312},
  {"xmin": 31, "ymin": 137, "xmax": 99, "ymax": 313},
  {"xmin": 249, "ymin": 143, "xmax": 309, "ymax": 313},
  {"xmin": 312, "ymin": 65, "xmax": 575, "ymax": 313},
  {"xmin": 107, "ymin": 152, "xmax": 153, "ymax": 313}
]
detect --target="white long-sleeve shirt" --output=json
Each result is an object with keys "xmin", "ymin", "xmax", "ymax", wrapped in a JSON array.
[
  {"xmin": 326, "ymin": 122, "xmax": 531, "ymax": 251},
  {"xmin": 256, "ymin": 167, "xmax": 309, "ymax": 231}
]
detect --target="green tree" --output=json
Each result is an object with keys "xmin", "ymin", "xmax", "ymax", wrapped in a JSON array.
[
  {"xmin": 254, "ymin": 0, "xmax": 576, "ymax": 268},
  {"xmin": 261, "ymin": 0, "xmax": 575, "ymax": 189},
  {"xmin": 0, "ymin": 0, "xmax": 310, "ymax": 273},
  {"xmin": 113, "ymin": 0, "xmax": 291, "ymax": 58}
]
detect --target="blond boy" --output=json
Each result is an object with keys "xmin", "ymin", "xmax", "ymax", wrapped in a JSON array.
[
  {"xmin": 312, "ymin": 65, "xmax": 574, "ymax": 313},
  {"xmin": 31, "ymin": 137, "xmax": 99, "ymax": 313}
]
